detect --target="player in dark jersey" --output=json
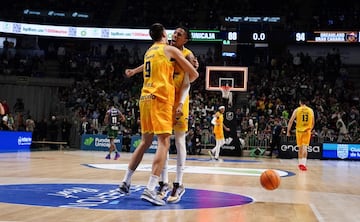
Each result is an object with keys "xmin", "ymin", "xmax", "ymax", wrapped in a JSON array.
[{"xmin": 104, "ymin": 101, "xmax": 125, "ymax": 160}]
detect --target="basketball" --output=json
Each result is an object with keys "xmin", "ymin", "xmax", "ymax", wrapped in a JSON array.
[{"xmin": 260, "ymin": 169, "xmax": 281, "ymax": 190}]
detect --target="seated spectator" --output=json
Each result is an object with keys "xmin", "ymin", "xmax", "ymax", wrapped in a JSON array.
[{"xmin": 0, "ymin": 115, "xmax": 10, "ymax": 130}]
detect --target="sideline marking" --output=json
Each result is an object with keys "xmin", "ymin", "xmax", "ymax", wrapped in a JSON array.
[
  {"xmin": 85, "ymin": 164, "xmax": 295, "ymax": 177},
  {"xmin": 181, "ymin": 157, "xmax": 260, "ymax": 163}
]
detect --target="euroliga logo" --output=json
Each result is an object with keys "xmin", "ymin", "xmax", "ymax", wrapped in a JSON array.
[{"xmin": 0, "ymin": 184, "xmax": 253, "ymax": 210}]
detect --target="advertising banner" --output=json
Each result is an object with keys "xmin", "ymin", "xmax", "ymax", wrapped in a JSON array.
[
  {"xmin": 80, "ymin": 134, "xmax": 122, "ymax": 151},
  {"xmin": 278, "ymin": 142, "xmax": 322, "ymax": 159},
  {"xmin": 220, "ymin": 137, "xmax": 242, "ymax": 157},
  {"xmin": 322, "ymin": 143, "xmax": 360, "ymax": 160},
  {"xmin": 130, "ymin": 135, "xmax": 158, "ymax": 153},
  {"xmin": 0, "ymin": 131, "xmax": 32, "ymax": 152}
]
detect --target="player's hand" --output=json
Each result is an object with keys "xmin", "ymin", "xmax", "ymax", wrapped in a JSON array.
[
  {"xmin": 192, "ymin": 57, "xmax": 199, "ymax": 70},
  {"xmin": 186, "ymin": 54, "xmax": 199, "ymax": 69},
  {"xmin": 120, "ymin": 114, "xmax": 126, "ymax": 122},
  {"xmin": 125, "ymin": 69, "xmax": 134, "ymax": 78},
  {"xmin": 175, "ymin": 104, "xmax": 183, "ymax": 118}
]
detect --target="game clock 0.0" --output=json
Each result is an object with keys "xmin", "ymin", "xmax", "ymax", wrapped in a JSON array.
[
  {"xmin": 238, "ymin": 31, "xmax": 267, "ymax": 43},
  {"xmin": 251, "ymin": 32, "xmax": 267, "ymax": 41}
]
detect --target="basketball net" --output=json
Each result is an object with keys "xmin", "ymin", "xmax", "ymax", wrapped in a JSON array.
[{"xmin": 221, "ymin": 86, "xmax": 233, "ymax": 106}]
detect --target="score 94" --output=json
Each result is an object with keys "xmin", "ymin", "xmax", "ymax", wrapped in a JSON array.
[{"xmin": 295, "ymin": 32, "xmax": 306, "ymax": 42}]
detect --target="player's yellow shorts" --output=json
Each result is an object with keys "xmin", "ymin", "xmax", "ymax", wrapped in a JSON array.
[
  {"xmin": 214, "ymin": 129, "xmax": 224, "ymax": 140},
  {"xmin": 173, "ymin": 98, "xmax": 189, "ymax": 132},
  {"xmin": 139, "ymin": 95, "xmax": 173, "ymax": 135},
  {"xmin": 296, "ymin": 130, "xmax": 311, "ymax": 146}
]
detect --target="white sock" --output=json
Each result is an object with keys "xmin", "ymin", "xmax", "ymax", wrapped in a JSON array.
[
  {"xmin": 175, "ymin": 132, "xmax": 186, "ymax": 184},
  {"xmin": 147, "ymin": 174, "xmax": 159, "ymax": 191},
  {"xmin": 123, "ymin": 168, "xmax": 134, "ymax": 185},
  {"xmin": 160, "ymin": 152, "xmax": 169, "ymax": 184},
  {"xmin": 302, "ymin": 158, "xmax": 307, "ymax": 166},
  {"xmin": 214, "ymin": 139, "xmax": 225, "ymax": 158}
]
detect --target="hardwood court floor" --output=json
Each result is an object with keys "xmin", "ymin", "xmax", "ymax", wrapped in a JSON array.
[{"xmin": 0, "ymin": 150, "xmax": 359, "ymax": 222}]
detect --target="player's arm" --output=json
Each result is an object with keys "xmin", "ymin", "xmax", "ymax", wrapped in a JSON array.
[
  {"xmin": 286, "ymin": 108, "xmax": 297, "ymax": 136},
  {"xmin": 310, "ymin": 109, "xmax": 315, "ymax": 130},
  {"xmin": 186, "ymin": 53, "xmax": 199, "ymax": 70},
  {"xmin": 104, "ymin": 112, "xmax": 109, "ymax": 125},
  {"xmin": 211, "ymin": 113, "xmax": 219, "ymax": 126},
  {"xmin": 119, "ymin": 113, "xmax": 126, "ymax": 122},
  {"xmin": 175, "ymin": 51, "xmax": 198, "ymax": 116},
  {"xmin": 223, "ymin": 123, "xmax": 230, "ymax": 132},
  {"xmin": 175, "ymin": 73, "xmax": 190, "ymax": 117},
  {"xmin": 125, "ymin": 64, "xmax": 144, "ymax": 78},
  {"xmin": 211, "ymin": 116, "xmax": 216, "ymax": 125},
  {"xmin": 166, "ymin": 46, "xmax": 199, "ymax": 82}
]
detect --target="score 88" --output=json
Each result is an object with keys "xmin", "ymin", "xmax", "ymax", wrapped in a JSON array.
[{"xmin": 227, "ymin": 32, "xmax": 238, "ymax": 41}]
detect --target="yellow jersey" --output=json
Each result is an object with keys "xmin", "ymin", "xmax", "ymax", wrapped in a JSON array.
[
  {"xmin": 173, "ymin": 47, "xmax": 192, "ymax": 103},
  {"xmin": 295, "ymin": 105, "xmax": 314, "ymax": 132},
  {"xmin": 142, "ymin": 43, "xmax": 175, "ymax": 105},
  {"xmin": 213, "ymin": 111, "xmax": 224, "ymax": 134}
]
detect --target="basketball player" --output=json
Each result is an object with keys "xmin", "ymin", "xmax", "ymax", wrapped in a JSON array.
[
  {"xmin": 124, "ymin": 26, "xmax": 199, "ymax": 203},
  {"xmin": 104, "ymin": 101, "xmax": 125, "ymax": 160},
  {"xmin": 209, "ymin": 106, "xmax": 230, "ymax": 160},
  {"xmin": 158, "ymin": 26, "xmax": 198, "ymax": 203},
  {"xmin": 286, "ymin": 97, "xmax": 315, "ymax": 171},
  {"xmin": 119, "ymin": 23, "xmax": 199, "ymax": 206}
]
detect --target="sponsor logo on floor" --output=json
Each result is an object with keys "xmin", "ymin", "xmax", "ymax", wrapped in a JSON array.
[{"xmin": 0, "ymin": 184, "xmax": 254, "ymax": 210}]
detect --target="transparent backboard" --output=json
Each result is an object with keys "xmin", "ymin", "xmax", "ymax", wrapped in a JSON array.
[{"xmin": 205, "ymin": 66, "xmax": 248, "ymax": 91}]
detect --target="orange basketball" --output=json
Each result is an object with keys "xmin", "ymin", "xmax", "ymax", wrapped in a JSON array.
[{"xmin": 260, "ymin": 169, "xmax": 281, "ymax": 190}]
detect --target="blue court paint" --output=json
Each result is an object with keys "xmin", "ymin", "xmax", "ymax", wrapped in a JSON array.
[{"xmin": 0, "ymin": 184, "xmax": 253, "ymax": 210}]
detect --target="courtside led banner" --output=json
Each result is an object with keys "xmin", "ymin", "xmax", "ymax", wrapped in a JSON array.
[
  {"xmin": 80, "ymin": 134, "xmax": 122, "ymax": 151},
  {"xmin": 0, "ymin": 131, "xmax": 32, "ymax": 152},
  {"xmin": 0, "ymin": 20, "xmax": 222, "ymax": 41},
  {"xmin": 278, "ymin": 142, "xmax": 322, "ymax": 159},
  {"xmin": 322, "ymin": 143, "xmax": 360, "ymax": 160},
  {"xmin": 130, "ymin": 135, "xmax": 158, "ymax": 153}
]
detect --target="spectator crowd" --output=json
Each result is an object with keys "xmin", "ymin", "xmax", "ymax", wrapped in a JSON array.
[{"xmin": 1, "ymin": 40, "xmax": 360, "ymax": 153}]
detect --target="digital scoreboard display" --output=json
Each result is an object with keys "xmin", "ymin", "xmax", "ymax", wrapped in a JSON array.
[{"xmin": 294, "ymin": 31, "xmax": 359, "ymax": 43}]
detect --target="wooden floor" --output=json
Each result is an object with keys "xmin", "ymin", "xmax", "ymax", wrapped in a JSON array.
[{"xmin": 0, "ymin": 150, "xmax": 359, "ymax": 222}]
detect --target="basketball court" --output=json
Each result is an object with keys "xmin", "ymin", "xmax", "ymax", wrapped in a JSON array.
[
  {"xmin": 1, "ymin": 66, "xmax": 359, "ymax": 221},
  {"xmin": 0, "ymin": 150, "xmax": 359, "ymax": 222}
]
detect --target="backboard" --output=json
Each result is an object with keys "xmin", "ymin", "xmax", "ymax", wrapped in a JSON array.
[{"xmin": 205, "ymin": 66, "xmax": 248, "ymax": 91}]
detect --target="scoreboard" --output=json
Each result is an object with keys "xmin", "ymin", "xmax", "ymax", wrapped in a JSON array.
[
  {"xmin": 292, "ymin": 31, "xmax": 359, "ymax": 43},
  {"xmin": 220, "ymin": 29, "xmax": 360, "ymax": 59},
  {"xmin": 221, "ymin": 30, "xmax": 360, "ymax": 47},
  {"xmin": 221, "ymin": 30, "xmax": 269, "ymax": 43}
]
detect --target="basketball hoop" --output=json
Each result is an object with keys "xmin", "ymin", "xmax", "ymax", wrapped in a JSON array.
[
  {"xmin": 221, "ymin": 86, "xmax": 232, "ymax": 99},
  {"xmin": 220, "ymin": 85, "xmax": 233, "ymax": 106}
]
